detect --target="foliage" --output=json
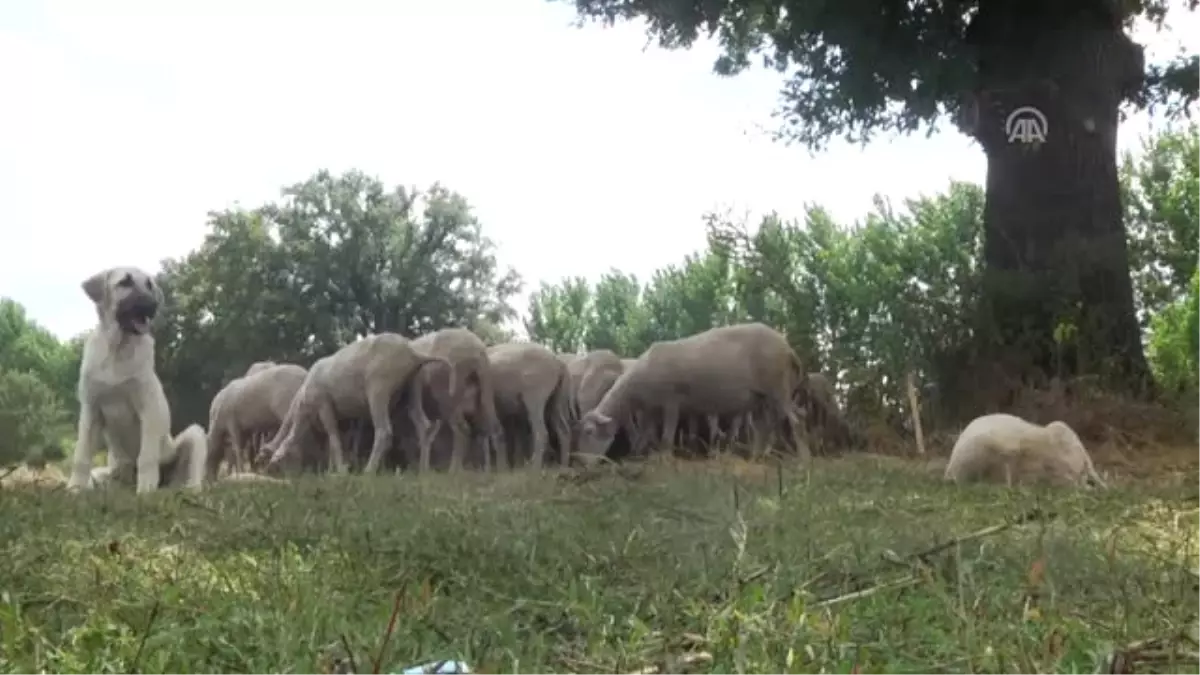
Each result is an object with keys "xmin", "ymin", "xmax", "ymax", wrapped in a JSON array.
[
  {"xmin": 2, "ymin": 458, "xmax": 1196, "ymax": 673},
  {"xmin": 0, "ymin": 300, "xmax": 81, "ymax": 465},
  {"xmin": 0, "ymin": 369, "xmax": 70, "ymax": 466},
  {"xmin": 153, "ymin": 170, "xmax": 523, "ymax": 428},
  {"xmin": 1124, "ymin": 124, "xmax": 1200, "ymax": 323},
  {"xmin": 528, "ymin": 182, "xmax": 988, "ymax": 424},
  {"xmin": 1147, "ymin": 269, "xmax": 1200, "ymax": 393},
  {"xmin": 559, "ymin": 0, "xmax": 1197, "ymax": 150}
]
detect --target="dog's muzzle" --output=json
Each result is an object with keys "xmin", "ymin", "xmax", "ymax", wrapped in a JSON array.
[{"xmin": 116, "ymin": 294, "xmax": 159, "ymax": 335}]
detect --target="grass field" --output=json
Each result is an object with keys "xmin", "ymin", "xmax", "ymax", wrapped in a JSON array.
[{"xmin": 1, "ymin": 454, "xmax": 1197, "ymax": 674}]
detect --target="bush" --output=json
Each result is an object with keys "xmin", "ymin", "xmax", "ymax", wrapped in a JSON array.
[
  {"xmin": 0, "ymin": 368, "xmax": 71, "ymax": 466},
  {"xmin": 1147, "ymin": 269, "xmax": 1200, "ymax": 393}
]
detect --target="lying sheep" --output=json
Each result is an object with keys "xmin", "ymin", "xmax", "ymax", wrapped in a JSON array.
[
  {"xmin": 943, "ymin": 413, "xmax": 1106, "ymax": 488},
  {"xmin": 264, "ymin": 334, "xmax": 446, "ymax": 476}
]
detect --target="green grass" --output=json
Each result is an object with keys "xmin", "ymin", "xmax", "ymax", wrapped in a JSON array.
[{"xmin": 1, "ymin": 455, "xmax": 1197, "ymax": 674}]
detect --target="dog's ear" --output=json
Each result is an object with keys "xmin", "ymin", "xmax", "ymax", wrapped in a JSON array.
[{"xmin": 81, "ymin": 270, "xmax": 110, "ymax": 304}]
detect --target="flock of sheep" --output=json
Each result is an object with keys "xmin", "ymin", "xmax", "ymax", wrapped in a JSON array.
[
  {"xmin": 208, "ymin": 322, "xmax": 850, "ymax": 479},
  {"xmin": 207, "ymin": 320, "xmax": 1105, "ymax": 489}
]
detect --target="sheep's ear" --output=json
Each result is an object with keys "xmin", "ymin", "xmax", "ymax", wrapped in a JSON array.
[
  {"xmin": 81, "ymin": 270, "xmax": 109, "ymax": 304},
  {"xmin": 594, "ymin": 413, "xmax": 617, "ymax": 435}
]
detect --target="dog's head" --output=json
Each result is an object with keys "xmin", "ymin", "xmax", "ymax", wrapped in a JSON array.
[{"xmin": 81, "ymin": 266, "xmax": 163, "ymax": 336}]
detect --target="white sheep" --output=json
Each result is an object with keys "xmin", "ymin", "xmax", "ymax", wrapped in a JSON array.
[{"xmin": 944, "ymin": 413, "xmax": 1106, "ymax": 488}]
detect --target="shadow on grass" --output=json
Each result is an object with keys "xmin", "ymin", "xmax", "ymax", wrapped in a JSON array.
[{"xmin": 1, "ymin": 455, "xmax": 1196, "ymax": 673}]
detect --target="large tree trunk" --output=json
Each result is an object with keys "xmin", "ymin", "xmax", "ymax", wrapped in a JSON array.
[{"xmin": 961, "ymin": 2, "xmax": 1152, "ymax": 408}]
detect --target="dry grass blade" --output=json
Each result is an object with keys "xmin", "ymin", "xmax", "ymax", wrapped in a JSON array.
[{"xmin": 624, "ymin": 650, "xmax": 714, "ymax": 674}]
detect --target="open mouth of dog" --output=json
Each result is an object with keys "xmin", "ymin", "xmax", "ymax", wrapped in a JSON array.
[{"xmin": 119, "ymin": 304, "xmax": 157, "ymax": 335}]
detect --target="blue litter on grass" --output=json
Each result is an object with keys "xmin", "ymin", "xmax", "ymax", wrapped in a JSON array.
[{"xmin": 398, "ymin": 659, "xmax": 471, "ymax": 674}]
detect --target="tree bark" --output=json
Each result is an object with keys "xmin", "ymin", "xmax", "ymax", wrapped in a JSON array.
[{"xmin": 961, "ymin": 2, "xmax": 1152, "ymax": 407}]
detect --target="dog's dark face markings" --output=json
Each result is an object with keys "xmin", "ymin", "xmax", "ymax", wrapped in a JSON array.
[{"xmin": 82, "ymin": 266, "xmax": 164, "ymax": 336}]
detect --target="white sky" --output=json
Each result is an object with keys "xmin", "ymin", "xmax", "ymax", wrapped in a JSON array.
[{"xmin": 1, "ymin": 0, "xmax": 1196, "ymax": 340}]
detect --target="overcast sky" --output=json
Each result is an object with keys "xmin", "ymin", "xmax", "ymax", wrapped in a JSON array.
[{"xmin": 1, "ymin": 0, "xmax": 1196, "ymax": 339}]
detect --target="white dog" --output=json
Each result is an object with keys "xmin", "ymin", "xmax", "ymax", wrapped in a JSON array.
[
  {"xmin": 66, "ymin": 266, "xmax": 209, "ymax": 493},
  {"xmin": 944, "ymin": 413, "xmax": 1106, "ymax": 488}
]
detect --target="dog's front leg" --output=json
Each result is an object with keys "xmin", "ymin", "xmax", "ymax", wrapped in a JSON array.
[
  {"xmin": 137, "ymin": 400, "xmax": 170, "ymax": 494},
  {"xmin": 68, "ymin": 405, "xmax": 104, "ymax": 491}
]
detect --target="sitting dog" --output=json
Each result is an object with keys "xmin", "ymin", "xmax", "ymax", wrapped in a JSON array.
[{"xmin": 66, "ymin": 266, "xmax": 208, "ymax": 493}]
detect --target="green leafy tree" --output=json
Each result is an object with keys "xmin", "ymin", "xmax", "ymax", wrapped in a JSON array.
[
  {"xmin": 155, "ymin": 169, "xmax": 523, "ymax": 428},
  {"xmin": 525, "ymin": 277, "xmax": 593, "ymax": 353},
  {"xmin": 0, "ymin": 300, "xmax": 77, "ymax": 464},
  {"xmin": 587, "ymin": 271, "xmax": 649, "ymax": 356},
  {"xmin": 0, "ymin": 369, "xmax": 70, "ymax": 466},
  {"xmin": 559, "ymin": 0, "xmax": 1199, "ymax": 401},
  {"xmin": 1147, "ymin": 269, "xmax": 1200, "ymax": 392},
  {"xmin": 1123, "ymin": 124, "xmax": 1200, "ymax": 323}
]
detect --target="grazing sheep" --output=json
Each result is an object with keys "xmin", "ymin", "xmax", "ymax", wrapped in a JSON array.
[
  {"xmin": 578, "ymin": 323, "xmax": 809, "ymax": 460},
  {"xmin": 567, "ymin": 349, "xmax": 625, "ymax": 416},
  {"xmin": 801, "ymin": 372, "xmax": 858, "ymax": 453},
  {"xmin": 407, "ymin": 328, "xmax": 503, "ymax": 472},
  {"xmin": 264, "ymin": 334, "xmax": 446, "ymax": 476},
  {"xmin": 487, "ymin": 342, "xmax": 574, "ymax": 469},
  {"xmin": 944, "ymin": 413, "xmax": 1106, "ymax": 488},
  {"xmin": 206, "ymin": 363, "xmax": 307, "ymax": 480}
]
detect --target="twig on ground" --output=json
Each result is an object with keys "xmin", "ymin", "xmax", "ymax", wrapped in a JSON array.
[
  {"xmin": 909, "ymin": 508, "xmax": 1055, "ymax": 565},
  {"xmin": 0, "ymin": 465, "xmax": 18, "ymax": 483},
  {"xmin": 813, "ymin": 574, "xmax": 921, "ymax": 609},
  {"xmin": 127, "ymin": 599, "xmax": 162, "ymax": 674},
  {"xmin": 372, "ymin": 588, "xmax": 407, "ymax": 674},
  {"xmin": 1094, "ymin": 627, "xmax": 1200, "ymax": 673},
  {"xmin": 340, "ymin": 634, "xmax": 360, "ymax": 675},
  {"xmin": 624, "ymin": 650, "xmax": 714, "ymax": 674},
  {"xmin": 818, "ymin": 508, "xmax": 1056, "ymax": 609}
]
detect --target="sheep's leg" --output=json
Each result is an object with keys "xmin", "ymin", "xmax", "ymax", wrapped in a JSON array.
[
  {"xmin": 349, "ymin": 421, "xmax": 364, "ymax": 467},
  {"xmin": 448, "ymin": 407, "xmax": 471, "ymax": 473},
  {"xmin": 230, "ymin": 429, "xmax": 247, "ymax": 474},
  {"xmin": 405, "ymin": 375, "xmax": 435, "ymax": 473},
  {"xmin": 624, "ymin": 410, "xmax": 649, "ymax": 457},
  {"xmin": 409, "ymin": 403, "xmax": 433, "ymax": 473},
  {"xmin": 659, "ymin": 404, "xmax": 680, "ymax": 452},
  {"xmin": 553, "ymin": 398, "xmax": 572, "ymax": 467},
  {"xmin": 751, "ymin": 407, "xmax": 772, "ymax": 458},
  {"xmin": 526, "ymin": 397, "xmax": 550, "ymax": 469},
  {"xmin": 362, "ymin": 383, "xmax": 396, "ymax": 475},
  {"xmin": 724, "ymin": 415, "xmax": 740, "ymax": 446},
  {"xmin": 705, "ymin": 413, "xmax": 722, "ymax": 454},
  {"xmin": 488, "ymin": 406, "xmax": 511, "ymax": 472},
  {"xmin": 316, "ymin": 402, "xmax": 348, "ymax": 474},
  {"xmin": 487, "ymin": 400, "xmax": 509, "ymax": 471},
  {"xmin": 774, "ymin": 396, "xmax": 810, "ymax": 461},
  {"xmin": 204, "ymin": 424, "xmax": 227, "ymax": 483}
]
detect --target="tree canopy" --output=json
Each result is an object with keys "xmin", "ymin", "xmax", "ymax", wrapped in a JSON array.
[{"xmin": 562, "ymin": 0, "xmax": 1198, "ymax": 149}]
